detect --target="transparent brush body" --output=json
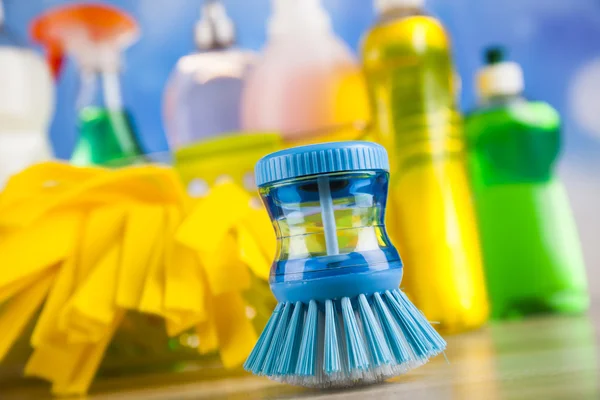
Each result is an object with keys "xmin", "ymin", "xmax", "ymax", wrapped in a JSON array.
[{"xmin": 260, "ymin": 170, "xmax": 403, "ymax": 303}]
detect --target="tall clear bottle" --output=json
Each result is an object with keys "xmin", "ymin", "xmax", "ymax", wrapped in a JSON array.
[
  {"xmin": 31, "ymin": 4, "xmax": 145, "ymax": 167},
  {"xmin": 466, "ymin": 47, "xmax": 588, "ymax": 319},
  {"xmin": 0, "ymin": 0, "xmax": 54, "ymax": 187},
  {"xmin": 361, "ymin": 0, "xmax": 488, "ymax": 332}
]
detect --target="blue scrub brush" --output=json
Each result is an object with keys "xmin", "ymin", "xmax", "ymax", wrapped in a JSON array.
[{"xmin": 245, "ymin": 142, "xmax": 446, "ymax": 388}]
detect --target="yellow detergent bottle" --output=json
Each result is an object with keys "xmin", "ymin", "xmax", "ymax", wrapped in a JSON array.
[{"xmin": 361, "ymin": 0, "xmax": 488, "ymax": 333}]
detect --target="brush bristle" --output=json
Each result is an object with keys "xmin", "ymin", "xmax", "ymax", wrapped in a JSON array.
[{"xmin": 244, "ymin": 289, "xmax": 446, "ymax": 388}]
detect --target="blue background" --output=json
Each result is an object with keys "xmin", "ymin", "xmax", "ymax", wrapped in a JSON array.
[{"xmin": 3, "ymin": 0, "xmax": 600, "ymax": 160}]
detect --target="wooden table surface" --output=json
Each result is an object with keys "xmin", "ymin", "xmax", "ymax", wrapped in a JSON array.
[{"xmin": 4, "ymin": 310, "xmax": 600, "ymax": 400}]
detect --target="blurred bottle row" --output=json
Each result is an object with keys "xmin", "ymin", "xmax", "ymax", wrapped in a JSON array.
[{"xmin": 0, "ymin": 0, "xmax": 589, "ymax": 332}]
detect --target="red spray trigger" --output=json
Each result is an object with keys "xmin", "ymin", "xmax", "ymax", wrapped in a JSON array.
[
  {"xmin": 29, "ymin": 4, "xmax": 138, "ymax": 80},
  {"xmin": 47, "ymin": 45, "xmax": 64, "ymax": 80}
]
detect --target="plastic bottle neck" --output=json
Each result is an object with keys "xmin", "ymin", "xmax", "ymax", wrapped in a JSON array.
[
  {"xmin": 476, "ymin": 60, "xmax": 524, "ymax": 104},
  {"xmin": 77, "ymin": 69, "xmax": 123, "ymax": 111},
  {"xmin": 375, "ymin": 0, "xmax": 425, "ymax": 16},
  {"xmin": 267, "ymin": 0, "xmax": 333, "ymax": 39},
  {"xmin": 478, "ymin": 92, "xmax": 525, "ymax": 109}
]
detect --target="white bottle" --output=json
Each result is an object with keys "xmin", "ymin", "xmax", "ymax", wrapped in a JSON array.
[
  {"xmin": 163, "ymin": 0, "xmax": 256, "ymax": 149},
  {"xmin": 0, "ymin": 1, "xmax": 54, "ymax": 188},
  {"xmin": 241, "ymin": 0, "xmax": 369, "ymax": 141}
]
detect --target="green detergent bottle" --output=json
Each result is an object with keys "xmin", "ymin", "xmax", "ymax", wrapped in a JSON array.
[{"xmin": 465, "ymin": 47, "xmax": 589, "ymax": 319}]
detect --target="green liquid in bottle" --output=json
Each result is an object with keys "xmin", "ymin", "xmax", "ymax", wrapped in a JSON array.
[
  {"xmin": 466, "ymin": 99, "xmax": 589, "ymax": 319},
  {"xmin": 71, "ymin": 106, "xmax": 144, "ymax": 167}
]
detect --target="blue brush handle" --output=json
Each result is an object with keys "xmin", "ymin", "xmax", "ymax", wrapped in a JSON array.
[
  {"xmin": 272, "ymin": 267, "xmax": 403, "ymax": 303},
  {"xmin": 271, "ymin": 247, "xmax": 403, "ymax": 303}
]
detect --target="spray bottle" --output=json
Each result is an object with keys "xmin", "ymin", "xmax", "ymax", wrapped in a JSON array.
[
  {"xmin": 0, "ymin": 0, "xmax": 54, "ymax": 187},
  {"xmin": 361, "ymin": 0, "xmax": 489, "ymax": 332},
  {"xmin": 31, "ymin": 4, "xmax": 144, "ymax": 167},
  {"xmin": 241, "ymin": 0, "xmax": 369, "ymax": 142},
  {"xmin": 466, "ymin": 47, "xmax": 588, "ymax": 319}
]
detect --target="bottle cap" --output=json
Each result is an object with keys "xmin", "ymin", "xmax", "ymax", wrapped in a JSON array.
[
  {"xmin": 195, "ymin": 0, "xmax": 235, "ymax": 50},
  {"xmin": 255, "ymin": 141, "xmax": 389, "ymax": 186},
  {"xmin": 476, "ymin": 46, "xmax": 524, "ymax": 99},
  {"xmin": 375, "ymin": 0, "xmax": 425, "ymax": 14}
]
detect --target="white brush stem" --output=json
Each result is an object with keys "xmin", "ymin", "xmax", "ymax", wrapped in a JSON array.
[{"xmin": 317, "ymin": 176, "xmax": 339, "ymax": 256}]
